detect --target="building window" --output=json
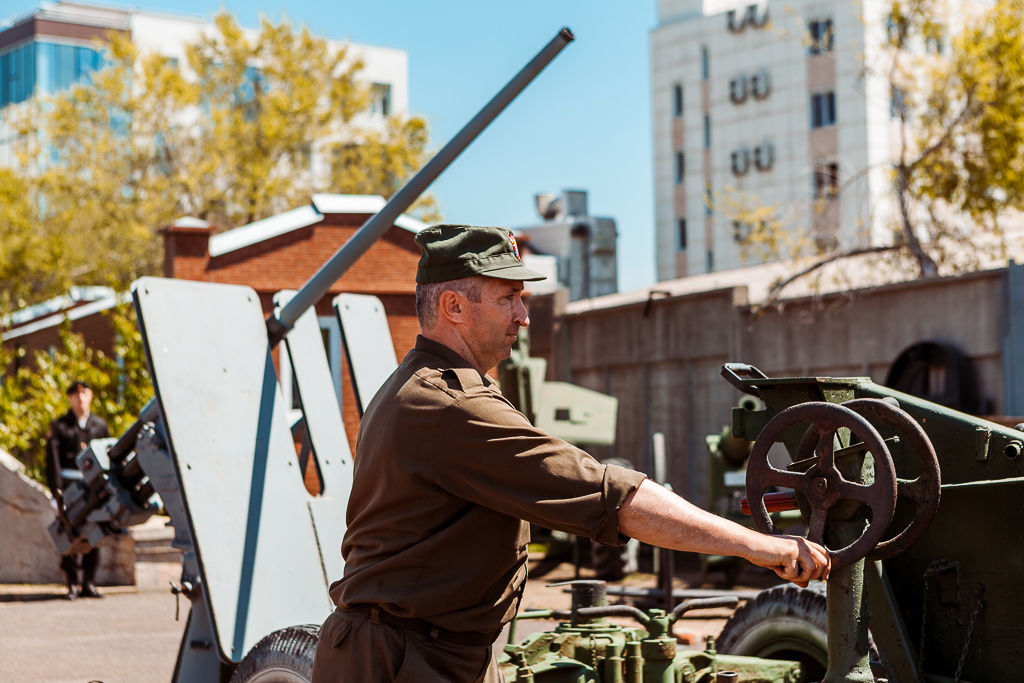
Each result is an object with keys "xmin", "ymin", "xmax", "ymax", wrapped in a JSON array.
[
  {"xmin": 924, "ymin": 28, "xmax": 945, "ymax": 55},
  {"xmin": 673, "ymin": 84, "xmax": 683, "ymax": 117},
  {"xmin": 890, "ymin": 86, "xmax": 908, "ymax": 119},
  {"xmin": 733, "ymin": 221, "xmax": 753, "ymax": 244},
  {"xmin": 675, "ymin": 152, "xmax": 685, "ymax": 183},
  {"xmin": 813, "ymin": 163, "xmax": 839, "ymax": 198},
  {"xmin": 810, "ymin": 92, "xmax": 836, "ymax": 128},
  {"xmin": 706, "ymin": 249, "xmax": 714, "ymax": 272},
  {"xmin": 703, "ymin": 114, "xmax": 711, "ymax": 148},
  {"xmin": 371, "ymin": 83, "xmax": 391, "ymax": 117},
  {"xmin": 704, "ymin": 184, "xmax": 713, "ymax": 216},
  {"xmin": 677, "ymin": 219, "xmax": 687, "ymax": 251},
  {"xmin": 701, "ymin": 46, "xmax": 709, "ymax": 80},
  {"xmin": 808, "ymin": 19, "xmax": 834, "ymax": 54}
]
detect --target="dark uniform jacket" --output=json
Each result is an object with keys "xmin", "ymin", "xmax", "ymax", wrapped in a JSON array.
[
  {"xmin": 46, "ymin": 411, "xmax": 110, "ymax": 494},
  {"xmin": 333, "ymin": 336, "xmax": 647, "ymax": 634}
]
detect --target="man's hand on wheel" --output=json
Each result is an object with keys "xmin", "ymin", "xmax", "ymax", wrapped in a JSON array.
[{"xmin": 748, "ymin": 535, "xmax": 830, "ymax": 587}]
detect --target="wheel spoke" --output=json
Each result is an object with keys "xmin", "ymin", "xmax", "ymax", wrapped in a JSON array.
[
  {"xmin": 762, "ymin": 469, "xmax": 812, "ymax": 493},
  {"xmin": 836, "ymin": 479, "xmax": 875, "ymax": 504},
  {"xmin": 817, "ymin": 430, "xmax": 837, "ymax": 470},
  {"xmin": 807, "ymin": 506, "xmax": 828, "ymax": 546},
  {"xmin": 897, "ymin": 477, "xmax": 926, "ymax": 503}
]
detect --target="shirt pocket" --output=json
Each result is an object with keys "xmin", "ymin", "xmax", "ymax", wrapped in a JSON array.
[{"xmin": 318, "ymin": 610, "xmax": 355, "ymax": 649}]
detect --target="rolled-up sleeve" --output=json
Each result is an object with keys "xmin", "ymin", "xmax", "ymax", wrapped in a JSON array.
[{"xmin": 431, "ymin": 392, "xmax": 647, "ymax": 545}]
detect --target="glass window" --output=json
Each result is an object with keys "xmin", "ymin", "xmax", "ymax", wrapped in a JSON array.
[
  {"xmin": 673, "ymin": 84, "xmax": 683, "ymax": 117},
  {"xmin": 813, "ymin": 163, "xmax": 839, "ymax": 198},
  {"xmin": 703, "ymin": 114, "xmax": 711, "ymax": 148},
  {"xmin": 701, "ymin": 46, "xmax": 709, "ymax": 80},
  {"xmin": 810, "ymin": 92, "xmax": 836, "ymax": 128},
  {"xmin": 706, "ymin": 249, "xmax": 714, "ymax": 272},
  {"xmin": 808, "ymin": 20, "xmax": 834, "ymax": 54},
  {"xmin": 675, "ymin": 152, "xmax": 685, "ymax": 184},
  {"xmin": 371, "ymin": 83, "xmax": 391, "ymax": 117},
  {"xmin": 704, "ymin": 183, "xmax": 713, "ymax": 216},
  {"xmin": 56, "ymin": 43, "xmax": 75, "ymax": 91},
  {"xmin": 678, "ymin": 218, "xmax": 687, "ymax": 251}
]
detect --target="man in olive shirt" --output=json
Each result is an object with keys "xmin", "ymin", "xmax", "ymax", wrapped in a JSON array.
[{"xmin": 311, "ymin": 226, "xmax": 829, "ymax": 683}]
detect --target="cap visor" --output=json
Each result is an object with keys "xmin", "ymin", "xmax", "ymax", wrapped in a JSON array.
[{"xmin": 481, "ymin": 264, "xmax": 548, "ymax": 282}]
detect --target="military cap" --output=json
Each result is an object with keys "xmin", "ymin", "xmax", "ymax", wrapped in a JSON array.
[{"xmin": 414, "ymin": 224, "xmax": 547, "ymax": 284}]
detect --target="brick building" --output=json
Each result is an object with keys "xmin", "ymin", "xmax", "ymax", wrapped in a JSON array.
[{"xmin": 163, "ymin": 193, "xmax": 427, "ymax": 454}]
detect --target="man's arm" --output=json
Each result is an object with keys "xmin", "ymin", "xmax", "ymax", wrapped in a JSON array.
[{"xmin": 618, "ymin": 479, "xmax": 830, "ymax": 587}]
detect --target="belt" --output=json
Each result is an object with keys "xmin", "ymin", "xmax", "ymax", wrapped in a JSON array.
[{"xmin": 354, "ymin": 604, "xmax": 500, "ymax": 647}]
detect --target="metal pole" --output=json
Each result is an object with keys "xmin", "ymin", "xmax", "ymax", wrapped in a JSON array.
[{"xmin": 267, "ymin": 27, "xmax": 575, "ymax": 345}]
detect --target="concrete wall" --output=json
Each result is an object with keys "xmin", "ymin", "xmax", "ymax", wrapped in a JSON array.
[
  {"xmin": 0, "ymin": 451, "xmax": 134, "ymax": 586},
  {"xmin": 553, "ymin": 268, "xmax": 1009, "ymax": 506}
]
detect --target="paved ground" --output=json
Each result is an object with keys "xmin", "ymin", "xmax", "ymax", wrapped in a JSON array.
[
  {"xmin": 0, "ymin": 559, "xmax": 782, "ymax": 682},
  {"xmin": 0, "ymin": 587, "xmax": 184, "ymax": 683}
]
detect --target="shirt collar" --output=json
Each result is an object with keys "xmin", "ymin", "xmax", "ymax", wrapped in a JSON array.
[{"xmin": 414, "ymin": 335, "xmax": 494, "ymax": 387}]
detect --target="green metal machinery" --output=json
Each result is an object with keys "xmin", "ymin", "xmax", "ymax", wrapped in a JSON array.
[
  {"xmin": 498, "ymin": 363, "xmax": 1022, "ymax": 682},
  {"xmin": 499, "ymin": 581, "xmax": 803, "ymax": 683}
]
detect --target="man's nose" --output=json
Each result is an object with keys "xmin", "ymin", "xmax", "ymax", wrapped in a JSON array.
[{"xmin": 515, "ymin": 298, "xmax": 529, "ymax": 327}]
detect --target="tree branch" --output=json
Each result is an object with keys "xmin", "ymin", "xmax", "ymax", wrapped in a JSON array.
[{"xmin": 761, "ymin": 245, "xmax": 901, "ymax": 308}]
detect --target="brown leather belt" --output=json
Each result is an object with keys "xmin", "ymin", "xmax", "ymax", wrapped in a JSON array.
[{"xmin": 354, "ymin": 604, "xmax": 500, "ymax": 647}]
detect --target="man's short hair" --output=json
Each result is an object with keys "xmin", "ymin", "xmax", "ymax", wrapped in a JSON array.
[
  {"xmin": 415, "ymin": 277, "xmax": 485, "ymax": 330},
  {"xmin": 66, "ymin": 380, "xmax": 90, "ymax": 395}
]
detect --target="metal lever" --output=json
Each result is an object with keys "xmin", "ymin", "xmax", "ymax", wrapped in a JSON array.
[
  {"xmin": 670, "ymin": 596, "xmax": 739, "ymax": 622},
  {"xmin": 721, "ymin": 363, "xmax": 768, "ymax": 397}
]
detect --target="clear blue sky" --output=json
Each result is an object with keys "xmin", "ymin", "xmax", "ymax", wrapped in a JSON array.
[{"xmin": 9, "ymin": 1, "xmax": 660, "ymax": 291}]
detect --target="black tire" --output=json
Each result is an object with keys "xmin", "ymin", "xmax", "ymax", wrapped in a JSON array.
[
  {"xmin": 230, "ymin": 624, "xmax": 320, "ymax": 683},
  {"xmin": 717, "ymin": 586, "xmax": 831, "ymax": 681}
]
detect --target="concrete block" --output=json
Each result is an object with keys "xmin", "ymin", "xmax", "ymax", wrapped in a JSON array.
[{"xmin": 0, "ymin": 450, "xmax": 134, "ymax": 586}]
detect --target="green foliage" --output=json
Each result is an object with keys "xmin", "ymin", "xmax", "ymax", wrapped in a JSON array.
[
  {"xmin": 0, "ymin": 306, "xmax": 153, "ymax": 483},
  {"xmin": 0, "ymin": 12, "xmax": 438, "ymax": 312}
]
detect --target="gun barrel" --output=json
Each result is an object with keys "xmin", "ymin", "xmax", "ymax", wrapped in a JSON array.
[{"xmin": 268, "ymin": 27, "xmax": 575, "ymax": 343}]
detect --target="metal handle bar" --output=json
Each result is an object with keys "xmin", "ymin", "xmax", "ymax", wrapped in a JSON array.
[
  {"xmin": 670, "ymin": 596, "xmax": 739, "ymax": 621},
  {"xmin": 721, "ymin": 363, "xmax": 768, "ymax": 397},
  {"xmin": 267, "ymin": 27, "xmax": 576, "ymax": 345}
]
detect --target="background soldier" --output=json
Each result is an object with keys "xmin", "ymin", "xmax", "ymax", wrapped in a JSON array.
[
  {"xmin": 46, "ymin": 379, "xmax": 110, "ymax": 599},
  {"xmin": 312, "ymin": 226, "xmax": 830, "ymax": 683}
]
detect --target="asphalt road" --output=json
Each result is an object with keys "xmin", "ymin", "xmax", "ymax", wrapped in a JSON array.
[{"xmin": 0, "ymin": 588, "xmax": 185, "ymax": 683}]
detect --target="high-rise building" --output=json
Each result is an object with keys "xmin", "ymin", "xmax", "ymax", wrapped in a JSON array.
[
  {"xmin": 650, "ymin": 0, "xmax": 962, "ymax": 280},
  {"xmin": 0, "ymin": 1, "xmax": 408, "ymax": 167}
]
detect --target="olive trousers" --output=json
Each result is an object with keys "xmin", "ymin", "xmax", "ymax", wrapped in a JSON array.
[{"xmin": 311, "ymin": 608, "xmax": 503, "ymax": 683}]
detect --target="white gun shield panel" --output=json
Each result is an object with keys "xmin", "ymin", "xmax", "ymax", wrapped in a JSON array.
[
  {"xmin": 335, "ymin": 293, "xmax": 399, "ymax": 413},
  {"xmin": 133, "ymin": 277, "xmax": 332, "ymax": 662},
  {"xmin": 275, "ymin": 290, "xmax": 354, "ymax": 587}
]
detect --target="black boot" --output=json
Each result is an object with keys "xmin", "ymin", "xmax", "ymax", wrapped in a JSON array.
[{"xmin": 81, "ymin": 548, "xmax": 103, "ymax": 598}]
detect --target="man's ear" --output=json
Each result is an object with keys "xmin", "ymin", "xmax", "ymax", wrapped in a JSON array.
[{"xmin": 438, "ymin": 289, "xmax": 466, "ymax": 325}]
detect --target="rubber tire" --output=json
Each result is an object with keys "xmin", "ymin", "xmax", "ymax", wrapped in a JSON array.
[
  {"xmin": 717, "ymin": 586, "xmax": 832, "ymax": 682},
  {"xmin": 229, "ymin": 624, "xmax": 320, "ymax": 683}
]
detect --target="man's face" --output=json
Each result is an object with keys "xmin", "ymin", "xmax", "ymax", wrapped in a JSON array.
[
  {"xmin": 461, "ymin": 278, "xmax": 529, "ymax": 370},
  {"xmin": 68, "ymin": 387, "xmax": 92, "ymax": 418}
]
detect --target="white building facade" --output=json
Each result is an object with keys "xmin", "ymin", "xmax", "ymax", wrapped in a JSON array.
[
  {"xmin": 651, "ymin": 0, "xmax": 924, "ymax": 280},
  {"xmin": 0, "ymin": 1, "xmax": 408, "ymax": 168}
]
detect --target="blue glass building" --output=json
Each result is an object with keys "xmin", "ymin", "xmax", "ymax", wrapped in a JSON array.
[{"xmin": 1, "ymin": 40, "xmax": 106, "ymax": 108}]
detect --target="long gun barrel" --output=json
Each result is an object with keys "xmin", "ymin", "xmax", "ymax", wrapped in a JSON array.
[{"xmin": 266, "ymin": 27, "xmax": 575, "ymax": 345}]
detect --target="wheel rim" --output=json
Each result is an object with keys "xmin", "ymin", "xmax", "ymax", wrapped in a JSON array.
[{"xmin": 246, "ymin": 666, "xmax": 310, "ymax": 683}]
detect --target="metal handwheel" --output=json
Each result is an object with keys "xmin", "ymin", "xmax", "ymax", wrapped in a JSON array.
[
  {"xmin": 795, "ymin": 398, "xmax": 941, "ymax": 560},
  {"xmin": 745, "ymin": 402, "xmax": 898, "ymax": 569}
]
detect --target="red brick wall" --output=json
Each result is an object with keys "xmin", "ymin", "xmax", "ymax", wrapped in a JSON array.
[{"xmin": 165, "ymin": 212, "xmax": 422, "ymax": 454}]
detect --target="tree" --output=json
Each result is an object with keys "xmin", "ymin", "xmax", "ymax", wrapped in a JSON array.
[
  {"xmin": 726, "ymin": 0, "xmax": 1024, "ymax": 302},
  {"xmin": 0, "ymin": 306, "xmax": 153, "ymax": 483},
  {"xmin": 0, "ymin": 12, "xmax": 438, "ymax": 311}
]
